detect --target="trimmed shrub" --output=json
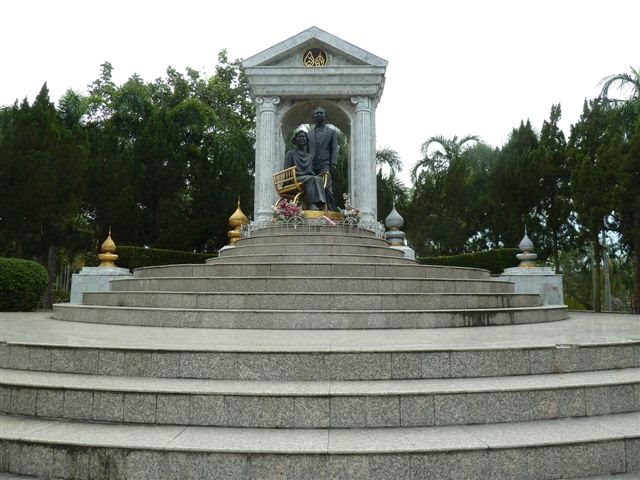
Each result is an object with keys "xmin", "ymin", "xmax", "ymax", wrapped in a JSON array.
[
  {"xmin": 0, "ymin": 257, "xmax": 48, "ymax": 311},
  {"xmin": 417, "ymin": 248, "xmax": 520, "ymax": 274},
  {"xmin": 115, "ymin": 246, "xmax": 214, "ymax": 271}
]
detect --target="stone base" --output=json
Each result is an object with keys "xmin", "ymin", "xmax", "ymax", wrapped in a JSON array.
[
  {"xmin": 218, "ymin": 245, "xmax": 235, "ymax": 258},
  {"xmin": 302, "ymin": 210, "xmax": 344, "ymax": 220},
  {"xmin": 70, "ymin": 267, "xmax": 132, "ymax": 304},
  {"xmin": 390, "ymin": 245, "xmax": 416, "ymax": 260},
  {"xmin": 500, "ymin": 267, "xmax": 564, "ymax": 305}
]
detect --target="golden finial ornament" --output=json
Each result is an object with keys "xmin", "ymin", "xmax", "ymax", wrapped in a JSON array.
[
  {"xmin": 228, "ymin": 198, "xmax": 249, "ymax": 245},
  {"xmin": 98, "ymin": 227, "xmax": 119, "ymax": 267}
]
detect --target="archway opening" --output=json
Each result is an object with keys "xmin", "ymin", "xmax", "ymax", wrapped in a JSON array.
[{"xmin": 281, "ymin": 100, "xmax": 351, "ymax": 140}]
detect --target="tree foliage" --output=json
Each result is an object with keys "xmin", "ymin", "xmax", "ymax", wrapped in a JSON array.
[
  {"xmin": 80, "ymin": 52, "xmax": 255, "ymax": 252},
  {"xmin": 598, "ymin": 66, "xmax": 640, "ymax": 312},
  {"xmin": 404, "ymin": 66, "xmax": 638, "ymax": 311},
  {"xmin": 0, "ymin": 84, "xmax": 88, "ymax": 304},
  {"xmin": 376, "ymin": 147, "xmax": 408, "ymax": 224},
  {"xmin": 1, "ymin": 60, "xmax": 638, "ymax": 312},
  {"xmin": 532, "ymin": 104, "xmax": 573, "ymax": 273}
]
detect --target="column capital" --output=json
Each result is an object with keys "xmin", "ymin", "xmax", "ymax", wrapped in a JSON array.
[
  {"xmin": 256, "ymin": 96, "xmax": 281, "ymax": 113},
  {"xmin": 350, "ymin": 96, "xmax": 372, "ymax": 112}
]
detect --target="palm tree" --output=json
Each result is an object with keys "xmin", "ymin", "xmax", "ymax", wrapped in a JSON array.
[
  {"xmin": 599, "ymin": 66, "xmax": 640, "ymax": 103},
  {"xmin": 410, "ymin": 134, "xmax": 479, "ymax": 184},
  {"xmin": 599, "ymin": 66, "xmax": 640, "ymax": 313},
  {"xmin": 376, "ymin": 147, "xmax": 402, "ymax": 178}
]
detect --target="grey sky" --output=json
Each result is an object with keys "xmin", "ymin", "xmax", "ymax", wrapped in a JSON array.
[{"xmin": 1, "ymin": 0, "xmax": 638, "ymax": 185}]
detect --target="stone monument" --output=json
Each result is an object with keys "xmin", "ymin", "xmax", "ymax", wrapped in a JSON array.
[
  {"xmin": 499, "ymin": 229, "xmax": 564, "ymax": 305},
  {"xmin": 69, "ymin": 229, "xmax": 132, "ymax": 304},
  {"xmin": 3, "ymin": 27, "xmax": 637, "ymax": 480},
  {"xmin": 242, "ymin": 26, "xmax": 387, "ymax": 224}
]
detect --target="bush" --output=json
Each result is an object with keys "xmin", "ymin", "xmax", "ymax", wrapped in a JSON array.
[
  {"xmin": 417, "ymin": 248, "xmax": 520, "ymax": 274},
  {"xmin": 115, "ymin": 246, "xmax": 214, "ymax": 271},
  {"xmin": 0, "ymin": 257, "xmax": 48, "ymax": 311},
  {"xmin": 53, "ymin": 288, "xmax": 71, "ymax": 303}
]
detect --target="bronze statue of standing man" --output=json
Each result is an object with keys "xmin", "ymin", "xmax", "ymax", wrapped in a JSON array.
[{"xmin": 307, "ymin": 106, "xmax": 338, "ymax": 211}]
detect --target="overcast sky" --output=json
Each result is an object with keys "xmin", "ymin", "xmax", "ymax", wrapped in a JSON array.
[{"xmin": 1, "ymin": 0, "xmax": 638, "ymax": 185}]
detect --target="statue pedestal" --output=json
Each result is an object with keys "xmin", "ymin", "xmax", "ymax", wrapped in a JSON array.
[
  {"xmin": 499, "ymin": 267, "xmax": 564, "ymax": 305},
  {"xmin": 390, "ymin": 245, "xmax": 416, "ymax": 260},
  {"xmin": 70, "ymin": 267, "xmax": 132, "ymax": 304},
  {"xmin": 218, "ymin": 245, "xmax": 235, "ymax": 258}
]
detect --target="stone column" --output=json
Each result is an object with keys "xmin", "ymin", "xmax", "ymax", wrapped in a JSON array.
[
  {"xmin": 350, "ymin": 96, "xmax": 376, "ymax": 222},
  {"xmin": 254, "ymin": 96, "xmax": 280, "ymax": 223}
]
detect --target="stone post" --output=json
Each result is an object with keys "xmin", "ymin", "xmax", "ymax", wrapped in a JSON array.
[
  {"xmin": 350, "ymin": 96, "xmax": 376, "ymax": 222},
  {"xmin": 254, "ymin": 96, "xmax": 281, "ymax": 223}
]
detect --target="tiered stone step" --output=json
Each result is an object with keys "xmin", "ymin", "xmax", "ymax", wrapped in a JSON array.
[
  {"xmin": 52, "ymin": 303, "xmax": 567, "ymax": 328},
  {"xmin": 2, "ymin": 226, "xmax": 637, "ymax": 478},
  {"xmin": 2, "ymin": 316, "xmax": 637, "ymax": 381},
  {"xmin": 2, "ymin": 367, "xmax": 638, "ymax": 427},
  {"xmin": 219, "ymin": 242, "xmax": 408, "ymax": 257},
  {"xmin": 212, "ymin": 252, "xmax": 419, "ymax": 264},
  {"xmin": 110, "ymin": 275, "xmax": 507, "ymax": 292},
  {"xmin": 132, "ymin": 262, "xmax": 491, "ymax": 279},
  {"xmin": 54, "ymin": 226, "xmax": 565, "ymax": 329},
  {"xmin": 2, "ymin": 312, "xmax": 639, "ymax": 479},
  {"xmin": 1, "ymin": 412, "xmax": 638, "ymax": 479},
  {"xmin": 79, "ymin": 291, "xmax": 541, "ymax": 310},
  {"xmin": 235, "ymin": 230, "xmax": 384, "ymax": 245}
]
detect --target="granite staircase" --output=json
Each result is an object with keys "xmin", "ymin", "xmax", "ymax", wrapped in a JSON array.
[{"xmin": 1, "ymin": 226, "xmax": 638, "ymax": 479}]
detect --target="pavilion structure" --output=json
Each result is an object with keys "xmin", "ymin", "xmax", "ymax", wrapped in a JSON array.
[{"xmin": 242, "ymin": 26, "xmax": 387, "ymax": 223}]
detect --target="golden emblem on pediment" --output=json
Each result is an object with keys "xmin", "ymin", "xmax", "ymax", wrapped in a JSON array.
[{"xmin": 302, "ymin": 48, "xmax": 327, "ymax": 67}]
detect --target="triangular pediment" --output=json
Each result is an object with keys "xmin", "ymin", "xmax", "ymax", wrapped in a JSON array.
[{"xmin": 242, "ymin": 26, "xmax": 387, "ymax": 69}]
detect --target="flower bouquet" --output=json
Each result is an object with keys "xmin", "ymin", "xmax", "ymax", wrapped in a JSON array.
[
  {"xmin": 342, "ymin": 193, "xmax": 361, "ymax": 225},
  {"xmin": 273, "ymin": 198, "xmax": 303, "ymax": 222}
]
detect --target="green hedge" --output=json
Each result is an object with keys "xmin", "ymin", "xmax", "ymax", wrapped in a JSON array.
[
  {"xmin": 0, "ymin": 257, "xmax": 48, "ymax": 311},
  {"xmin": 417, "ymin": 248, "xmax": 520, "ymax": 274},
  {"xmin": 115, "ymin": 246, "xmax": 215, "ymax": 271}
]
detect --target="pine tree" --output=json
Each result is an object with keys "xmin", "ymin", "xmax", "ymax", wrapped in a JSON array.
[
  {"xmin": 533, "ymin": 104, "xmax": 573, "ymax": 273},
  {"xmin": 487, "ymin": 120, "xmax": 539, "ymax": 249},
  {"xmin": 568, "ymin": 100, "xmax": 618, "ymax": 312},
  {"xmin": 0, "ymin": 83, "xmax": 88, "ymax": 305}
]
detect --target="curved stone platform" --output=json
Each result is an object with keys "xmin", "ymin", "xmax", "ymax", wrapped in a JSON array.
[
  {"xmin": 52, "ymin": 226, "xmax": 567, "ymax": 329},
  {"xmin": 1, "ymin": 312, "xmax": 639, "ymax": 478},
  {"xmin": 1, "ymin": 226, "xmax": 637, "ymax": 478}
]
